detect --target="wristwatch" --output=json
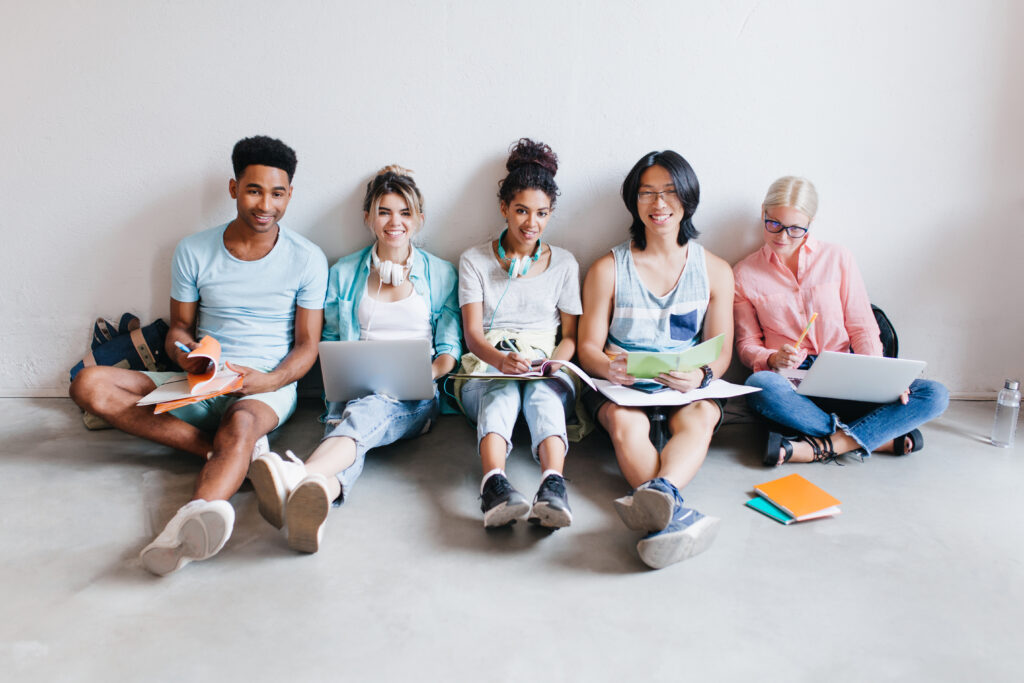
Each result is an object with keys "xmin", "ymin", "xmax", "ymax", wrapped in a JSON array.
[{"xmin": 698, "ymin": 365, "xmax": 713, "ymax": 389}]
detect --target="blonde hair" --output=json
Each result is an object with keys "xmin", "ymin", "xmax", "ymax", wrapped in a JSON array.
[
  {"xmin": 762, "ymin": 176, "xmax": 818, "ymax": 220},
  {"xmin": 363, "ymin": 164, "xmax": 424, "ymax": 226}
]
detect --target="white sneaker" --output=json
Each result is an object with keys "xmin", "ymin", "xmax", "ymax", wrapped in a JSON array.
[
  {"xmin": 249, "ymin": 450, "xmax": 307, "ymax": 529},
  {"xmin": 251, "ymin": 435, "xmax": 270, "ymax": 462},
  {"xmin": 286, "ymin": 474, "xmax": 331, "ymax": 554},
  {"xmin": 140, "ymin": 499, "xmax": 234, "ymax": 576}
]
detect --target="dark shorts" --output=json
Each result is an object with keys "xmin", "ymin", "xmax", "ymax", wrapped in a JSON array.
[{"xmin": 581, "ymin": 385, "xmax": 727, "ymax": 434}]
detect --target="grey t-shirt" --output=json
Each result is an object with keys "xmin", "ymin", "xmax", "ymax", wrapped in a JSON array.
[{"xmin": 458, "ymin": 240, "xmax": 582, "ymax": 331}]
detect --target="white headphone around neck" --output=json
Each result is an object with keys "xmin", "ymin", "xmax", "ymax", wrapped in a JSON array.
[{"xmin": 370, "ymin": 243, "xmax": 414, "ymax": 287}]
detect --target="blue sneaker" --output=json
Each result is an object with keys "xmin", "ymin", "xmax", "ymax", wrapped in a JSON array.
[
  {"xmin": 613, "ymin": 477, "xmax": 677, "ymax": 532},
  {"xmin": 636, "ymin": 499, "xmax": 720, "ymax": 569}
]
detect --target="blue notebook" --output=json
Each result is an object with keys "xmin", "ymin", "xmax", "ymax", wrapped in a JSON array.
[{"xmin": 745, "ymin": 496, "xmax": 795, "ymax": 525}]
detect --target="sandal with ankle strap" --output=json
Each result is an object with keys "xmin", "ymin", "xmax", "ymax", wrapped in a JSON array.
[
  {"xmin": 763, "ymin": 432, "xmax": 842, "ymax": 467},
  {"xmin": 892, "ymin": 428, "xmax": 923, "ymax": 455},
  {"xmin": 764, "ymin": 432, "xmax": 793, "ymax": 467},
  {"xmin": 806, "ymin": 434, "xmax": 843, "ymax": 465}
]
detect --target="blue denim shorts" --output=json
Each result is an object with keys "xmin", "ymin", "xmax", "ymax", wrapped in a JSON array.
[{"xmin": 142, "ymin": 370, "xmax": 297, "ymax": 433}]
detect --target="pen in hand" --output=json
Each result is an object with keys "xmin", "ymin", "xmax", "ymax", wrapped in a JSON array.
[{"xmin": 793, "ymin": 312, "xmax": 818, "ymax": 350}]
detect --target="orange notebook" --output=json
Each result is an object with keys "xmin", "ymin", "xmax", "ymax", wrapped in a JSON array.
[
  {"xmin": 753, "ymin": 473, "xmax": 841, "ymax": 521},
  {"xmin": 136, "ymin": 336, "xmax": 243, "ymax": 413}
]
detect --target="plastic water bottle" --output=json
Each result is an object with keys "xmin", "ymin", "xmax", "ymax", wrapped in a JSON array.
[{"xmin": 991, "ymin": 379, "xmax": 1020, "ymax": 448}]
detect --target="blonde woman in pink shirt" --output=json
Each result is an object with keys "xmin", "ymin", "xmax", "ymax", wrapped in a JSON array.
[{"xmin": 734, "ymin": 176, "xmax": 948, "ymax": 466}]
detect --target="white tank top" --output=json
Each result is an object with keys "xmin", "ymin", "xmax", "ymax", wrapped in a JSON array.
[{"xmin": 357, "ymin": 287, "xmax": 433, "ymax": 343}]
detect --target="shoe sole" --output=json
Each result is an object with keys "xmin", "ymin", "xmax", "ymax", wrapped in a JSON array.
[
  {"xmin": 636, "ymin": 515, "xmax": 721, "ymax": 570},
  {"xmin": 483, "ymin": 499, "xmax": 530, "ymax": 528},
  {"xmin": 140, "ymin": 510, "xmax": 230, "ymax": 576},
  {"xmin": 249, "ymin": 457, "xmax": 285, "ymax": 529},
  {"xmin": 287, "ymin": 481, "xmax": 329, "ymax": 554},
  {"xmin": 528, "ymin": 501, "xmax": 573, "ymax": 528},
  {"xmin": 613, "ymin": 488, "xmax": 674, "ymax": 532}
]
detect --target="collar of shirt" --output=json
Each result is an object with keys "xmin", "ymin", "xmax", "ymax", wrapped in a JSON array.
[{"xmin": 760, "ymin": 234, "xmax": 820, "ymax": 281}]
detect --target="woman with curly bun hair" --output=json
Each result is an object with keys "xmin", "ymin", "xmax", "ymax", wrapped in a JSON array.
[
  {"xmin": 249, "ymin": 165, "xmax": 462, "ymax": 553},
  {"xmin": 457, "ymin": 138, "xmax": 582, "ymax": 529}
]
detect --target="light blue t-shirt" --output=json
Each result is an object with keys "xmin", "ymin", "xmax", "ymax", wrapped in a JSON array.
[{"xmin": 171, "ymin": 223, "xmax": 328, "ymax": 370}]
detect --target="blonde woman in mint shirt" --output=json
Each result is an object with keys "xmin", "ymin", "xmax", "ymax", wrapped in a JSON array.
[{"xmin": 250, "ymin": 165, "xmax": 461, "ymax": 553}]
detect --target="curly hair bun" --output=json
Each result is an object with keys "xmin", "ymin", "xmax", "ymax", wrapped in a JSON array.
[
  {"xmin": 506, "ymin": 138, "xmax": 558, "ymax": 177},
  {"xmin": 377, "ymin": 164, "xmax": 414, "ymax": 178}
]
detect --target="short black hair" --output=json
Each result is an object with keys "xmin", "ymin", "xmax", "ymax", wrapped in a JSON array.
[
  {"xmin": 621, "ymin": 150, "xmax": 700, "ymax": 249},
  {"xmin": 231, "ymin": 135, "xmax": 298, "ymax": 183},
  {"xmin": 497, "ymin": 138, "xmax": 560, "ymax": 208}
]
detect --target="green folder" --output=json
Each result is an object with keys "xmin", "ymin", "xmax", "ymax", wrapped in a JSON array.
[{"xmin": 625, "ymin": 334, "xmax": 724, "ymax": 379}]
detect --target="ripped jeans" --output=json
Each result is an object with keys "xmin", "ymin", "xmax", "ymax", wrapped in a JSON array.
[
  {"xmin": 744, "ymin": 371, "xmax": 949, "ymax": 453},
  {"xmin": 323, "ymin": 389, "xmax": 439, "ymax": 501}
]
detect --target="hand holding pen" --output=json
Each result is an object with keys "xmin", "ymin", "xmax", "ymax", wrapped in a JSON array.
[{"xmin": 769, "ymin": 312, "xmax": 816, "ymax": 371}]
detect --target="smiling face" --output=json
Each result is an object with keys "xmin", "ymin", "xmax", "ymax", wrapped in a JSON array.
[
  {"xmin": 762, "ymin": 205, "xmax": 812, "ymax": 259},
  {"xmin": 636, "ymin": 165, "xmax": 683, "ymax": 234},
  {"xmin": 229, "ymin": 164, "xmax": 293, "ymax": 234},
  {"xmin": 500, "ymin": 188, "xmax": 552, "ymax": 253},
  {"xmin": 366, "ymin": 192, "xmax": 420, "ymax": 252}
]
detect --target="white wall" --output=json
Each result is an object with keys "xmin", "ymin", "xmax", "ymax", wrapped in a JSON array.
[{"xmin": 2, "ymin": 0, "xmax": 1021, "ymax": 397}]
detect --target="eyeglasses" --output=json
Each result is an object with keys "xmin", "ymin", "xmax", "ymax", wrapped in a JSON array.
[
  {"xmin": 637, "ymin": 190, "xmax": 679, "ymax": 203},
  {"xmin": 763, "ymin": 212, "xmax": 809, "ymax": 238}
]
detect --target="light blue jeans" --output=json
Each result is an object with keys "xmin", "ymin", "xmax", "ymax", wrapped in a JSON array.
[
  {"xmin": 745, "ymin": 370, "xmax": 949, "ymax": 453},
  {"xmin": 323, "ymin": 389, "xmax": 439, "ymax": 501},
  {"xmin": 460, "ymin": 374, "xmax": 575, "ymax": 460}
]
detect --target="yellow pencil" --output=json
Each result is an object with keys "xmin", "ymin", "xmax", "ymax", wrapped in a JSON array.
[{"xmin": 794, "ymin": 312, "xmax": 818, "ymax": 349}]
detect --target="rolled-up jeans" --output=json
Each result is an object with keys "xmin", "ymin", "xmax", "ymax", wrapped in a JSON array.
[
  {"xmin": 323, "ymin": 388, "xmax": 440, "ymax": 502},
  {"xmin": 460, "ymin": 373, "xmax": 575, "ymax": 460},
  {"xmin": 744, "ymin": 370, "xmax": 949, "ymax": 453}
]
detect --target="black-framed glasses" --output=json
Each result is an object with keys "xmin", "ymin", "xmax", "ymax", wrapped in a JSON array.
[
  {"xmin": 637, "ymin": 189, "xmax": 679, "ymax": 203},
  {"xmin": 763, "ymin": 212, "xmax": 809, "ymax": 238}
]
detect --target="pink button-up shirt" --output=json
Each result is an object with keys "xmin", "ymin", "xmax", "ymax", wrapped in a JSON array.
[{"xmin": 733, "ymin": 236, "xmax": 882, "ymax": 372}]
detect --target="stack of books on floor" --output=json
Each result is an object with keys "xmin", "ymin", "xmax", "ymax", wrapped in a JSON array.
[{"xmin": 746, "ymin": 472, "xmax": 841, "ymax": 525}]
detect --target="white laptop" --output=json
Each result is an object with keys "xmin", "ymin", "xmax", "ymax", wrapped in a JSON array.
[
  {"xmin": 780, "ymin": 351, "xmax": 925, "ymax": 403},
  {"xmin": 318, "ymin": 340, "xmax": 435, "ymax": 403}
]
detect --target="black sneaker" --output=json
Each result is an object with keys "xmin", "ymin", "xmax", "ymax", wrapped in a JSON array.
[
  {"xmin": 480, "ymin": 474, "xmax": 530, "ymax": 528},
  {"xmin": 528, "ymin": 474, "xmax": 573, "ymax": 528}
]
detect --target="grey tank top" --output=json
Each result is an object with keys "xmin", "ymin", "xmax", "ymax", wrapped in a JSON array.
[{"xmin": 606, "ymin": 240, "xmax": 710, "ymax": 353}]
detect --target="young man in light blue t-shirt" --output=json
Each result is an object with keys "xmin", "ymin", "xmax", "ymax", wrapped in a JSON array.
[{"xmin": 70, "ymin": 135, "xmax": 328, "ymax": 575}]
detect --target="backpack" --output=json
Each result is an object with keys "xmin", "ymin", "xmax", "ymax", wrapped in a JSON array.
[
  {"xmin": 871, "ymin": 304, "xmax": 899, "ymax": 359},
  {"xmin": 70, "ymin": 313, "xmax": 175, "ymax": 429}
]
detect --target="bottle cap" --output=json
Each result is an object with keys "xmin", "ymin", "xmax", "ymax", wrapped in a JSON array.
[{"xmin": 1005, "ymin": 379, "xmax": 1020, "ymax": 391}]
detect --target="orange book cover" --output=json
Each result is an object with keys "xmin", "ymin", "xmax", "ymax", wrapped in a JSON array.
[
  {"xmin": 136, "ymin": 335, "xmax": 243, "ymax": 413},
  {"xmin": 754, "ymin": 473, "xmax": 841, "ymax": 520}
]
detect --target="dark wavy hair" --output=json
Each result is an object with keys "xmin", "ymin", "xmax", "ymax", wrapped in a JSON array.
[
  {"xmin": 497, "ymin": 138, "xmax": 560, "ymax": 208},
  {"xmin": 621, "ymin": 150, "xmax": 700, "ymax": 249},
  {"xmin": 231, "ymin": 135, "xmax": 298, "ymax": 183}
]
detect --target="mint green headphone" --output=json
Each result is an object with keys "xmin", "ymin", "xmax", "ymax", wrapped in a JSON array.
[{"xmin": 497, "ymin": 228, "xmax": 541, "ymax": 279}]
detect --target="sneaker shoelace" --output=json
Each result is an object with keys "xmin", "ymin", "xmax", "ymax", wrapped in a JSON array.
[
  {"xmin": 540, "ymin": 475, "xmax": 566, "ymax": 498},
  {"xmin": 488, "ymin": 475, "xmax": 513, "ymax": 497}
]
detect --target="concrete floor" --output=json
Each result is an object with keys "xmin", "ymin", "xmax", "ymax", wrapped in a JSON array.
[{"xmin": 1, "ymin": 398, "xmax": 1021, "ymax": 682}]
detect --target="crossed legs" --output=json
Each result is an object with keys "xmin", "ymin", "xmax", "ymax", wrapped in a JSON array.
[{"xmin": 70, "ymin": 365, "xmax": 277, "ymax": 499}]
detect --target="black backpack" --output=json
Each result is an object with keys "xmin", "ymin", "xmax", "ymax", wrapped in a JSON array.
[{"xmin": 871, "ymin": 304, "xmax": 898, "ymax": 359}]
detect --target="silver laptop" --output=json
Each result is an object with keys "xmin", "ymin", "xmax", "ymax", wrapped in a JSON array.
[
  {"xmin": 781, "ymin": 351, "xmax": 926, "ymax": 403},
  {"xmin": 318, "ymin": 340, "xmax": 435, "ymax": 403}
]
